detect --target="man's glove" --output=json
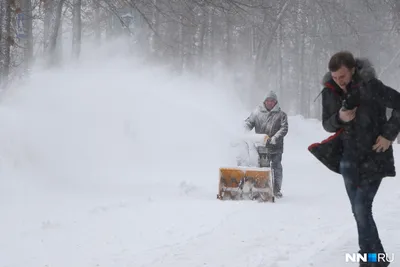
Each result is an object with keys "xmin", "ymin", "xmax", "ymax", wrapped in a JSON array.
[
  {"xmin": 263, "ymin": 135, "xmax": 270, "ymax": 145},
  {"xmin": 266, "ymin": 136, "xmax": 276, "ymax": 145}
]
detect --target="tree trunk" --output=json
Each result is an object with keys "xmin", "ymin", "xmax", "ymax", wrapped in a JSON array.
[
  {"xmin": 93, "ymin": 0, "xmax": 101, "ymax": 43},
  {"xmin": 105, "ymin": 9, "xmax": 113, "ymax": 40},
  {"xmin": 0, "ymin": 0, "xmax": 12, "ymax": 87},
  {"xmin": 22, "ymin": 0, "xmax": 33, "ymax": 75},
  {"xmin": 251, "ymin": 23, "xmax": 257, "ymax": 63},
  {"xmin": 255, "ymin": 0, "xmax": 293, "ymax": 69},
  {"xmin": 45, "ymin": 0, "xmax": 65, "ymax": 66},
  {"xmin": 43, "ymin": 0, "xmax": 52, "ymax": 53},
  {"xmin": 72, "ymin": 0, "xmax": 81, "ymax": 59},
  {"xmin": 298, "ymin": 2, "xmax": 308, "ymax": 118},
  {"xmin": 207, "ymin": 6, "xmax": 214, "ymax": 74},
  {"xmin": 277, "ymin": 12, "xmax": 283, "ymax": 100},
  {"xmin": 193, "ymin": 6, "xmax": 205, "ymax": 74},
  {"xmin": 0, "ymin": 0, "xmax": 4, "ymax": 86},
  {"xmin": 149, "ymin": 0, "xmax": 159, "ymax": 56},
  {"xmin": 178, "ymin": 14, "xmax": 184, "ymax": 73},
  {"xmin": 224, "ymin": 12, "xmax": 232, "ymax": 68}
]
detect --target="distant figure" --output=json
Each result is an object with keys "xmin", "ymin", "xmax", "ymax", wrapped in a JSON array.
[
  {"xmin": 244, "ymin": 91, "xmax": 288, "ymax": 198},
  {"xmin": 309, "ymin": 51, "xmax": 400, "ymax": 267}
]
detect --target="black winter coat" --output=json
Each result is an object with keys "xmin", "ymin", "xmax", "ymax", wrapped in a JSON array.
[{"xmin": 309, "ymin": 58, "xmax": 400, "ymax": 181}]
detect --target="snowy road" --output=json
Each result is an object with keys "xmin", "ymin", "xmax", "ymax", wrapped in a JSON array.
[{"xmin": 2, "ymin": 140, "xmax": 398, "ymax": 267}]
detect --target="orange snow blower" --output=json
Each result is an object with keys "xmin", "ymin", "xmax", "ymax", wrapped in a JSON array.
[
  {"xmin": 217, "ymin": 133, "xmax": 275, "ymax": 202},
  {"xmin": 217, "ymin": 166, "xmax": 274, "ymax": 202}
]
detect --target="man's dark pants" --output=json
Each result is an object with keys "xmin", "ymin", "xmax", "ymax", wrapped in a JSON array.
[
  {"xmin": 339, "ymin": 159, "xmax": 385, "ymax": 254},
  {"xmin": 257, "ymin": 146, "xmax": 283, "ymax": 194},
  {"xmin": 261, "ymin": 152, "xmax": 283, "ymax": 194}
]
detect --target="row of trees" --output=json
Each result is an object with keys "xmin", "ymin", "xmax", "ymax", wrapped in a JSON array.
[{"xmin": 1, "ymin": 0, "xmax": 400, "ymax": 118}]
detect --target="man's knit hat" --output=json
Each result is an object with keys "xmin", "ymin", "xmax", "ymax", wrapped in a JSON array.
[{"xmin": 264, "ymin": 90, "xmax": 278, "ymax": 102}]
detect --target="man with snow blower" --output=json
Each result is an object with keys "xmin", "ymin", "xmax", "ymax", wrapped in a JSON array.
[
  {"xmin": 309, "ymin": 51, "xmax": 400, "ymax": 267},
  {"xmin": 244, "ymin": 90, "xmax": 288, "ymax": 198}
]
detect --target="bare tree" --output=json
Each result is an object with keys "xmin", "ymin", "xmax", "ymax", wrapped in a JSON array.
[
  {"xmin": 0, "ymin": 0, "xmax": 12, "ymax": 87},
  {"xmin": 72, "ymin": 0, "xmax": 82, "ymax": 59},
  {"xmin": 1, "ymin": 0, "xmax": 400, "ymax": 120},
  {"xmin": 18, "ymin": 0, "xmax": 34, "ymax": 76},
  {"xmin": 42, "ymin": 0, "xmax": 65, "ymax": 66}
]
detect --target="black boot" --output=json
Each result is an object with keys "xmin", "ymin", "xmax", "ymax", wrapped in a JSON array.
[{"xmin": 367, "ymin": 262, "xmax": 390, "ymax": 267}]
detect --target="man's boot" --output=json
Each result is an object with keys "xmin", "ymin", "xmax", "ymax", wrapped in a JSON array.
[
  {"xmin": 274, "ymin": 185, "xmax": 282, "ymax": 198},
  {"xmin": 375, "ymin": 262, "xmax": 390, "ymax": 267},
  {"xmin": 365, "ymin": 261, "xmax": 390, "ymax": 267}
]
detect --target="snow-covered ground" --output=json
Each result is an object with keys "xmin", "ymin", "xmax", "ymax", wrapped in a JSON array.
[{"xmin": 0, "ymin": 53, "xmax": 399, "ymax": 267}]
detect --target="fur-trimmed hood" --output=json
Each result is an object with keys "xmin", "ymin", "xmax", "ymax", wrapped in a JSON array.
[{"xmin": 321, "ymin": 58, "xmax": 376, "ymax": 86}]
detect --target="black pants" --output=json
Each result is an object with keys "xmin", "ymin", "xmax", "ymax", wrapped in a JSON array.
[
  {"xmin": 339, "ymin": 159, "xmax": 385, "ymax": 254},
  {"xmin": 270, "ymin": 153, "xmax": 283, "ymax": 193},
  {"xmin": 259, "ymin": 152, "xmax": 283, "ymax": 193}
]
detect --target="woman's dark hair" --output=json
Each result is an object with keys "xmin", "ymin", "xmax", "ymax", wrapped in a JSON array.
[{"xmin": 328, "ymin": 51, "xmax": 356, "ymax": 72}]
